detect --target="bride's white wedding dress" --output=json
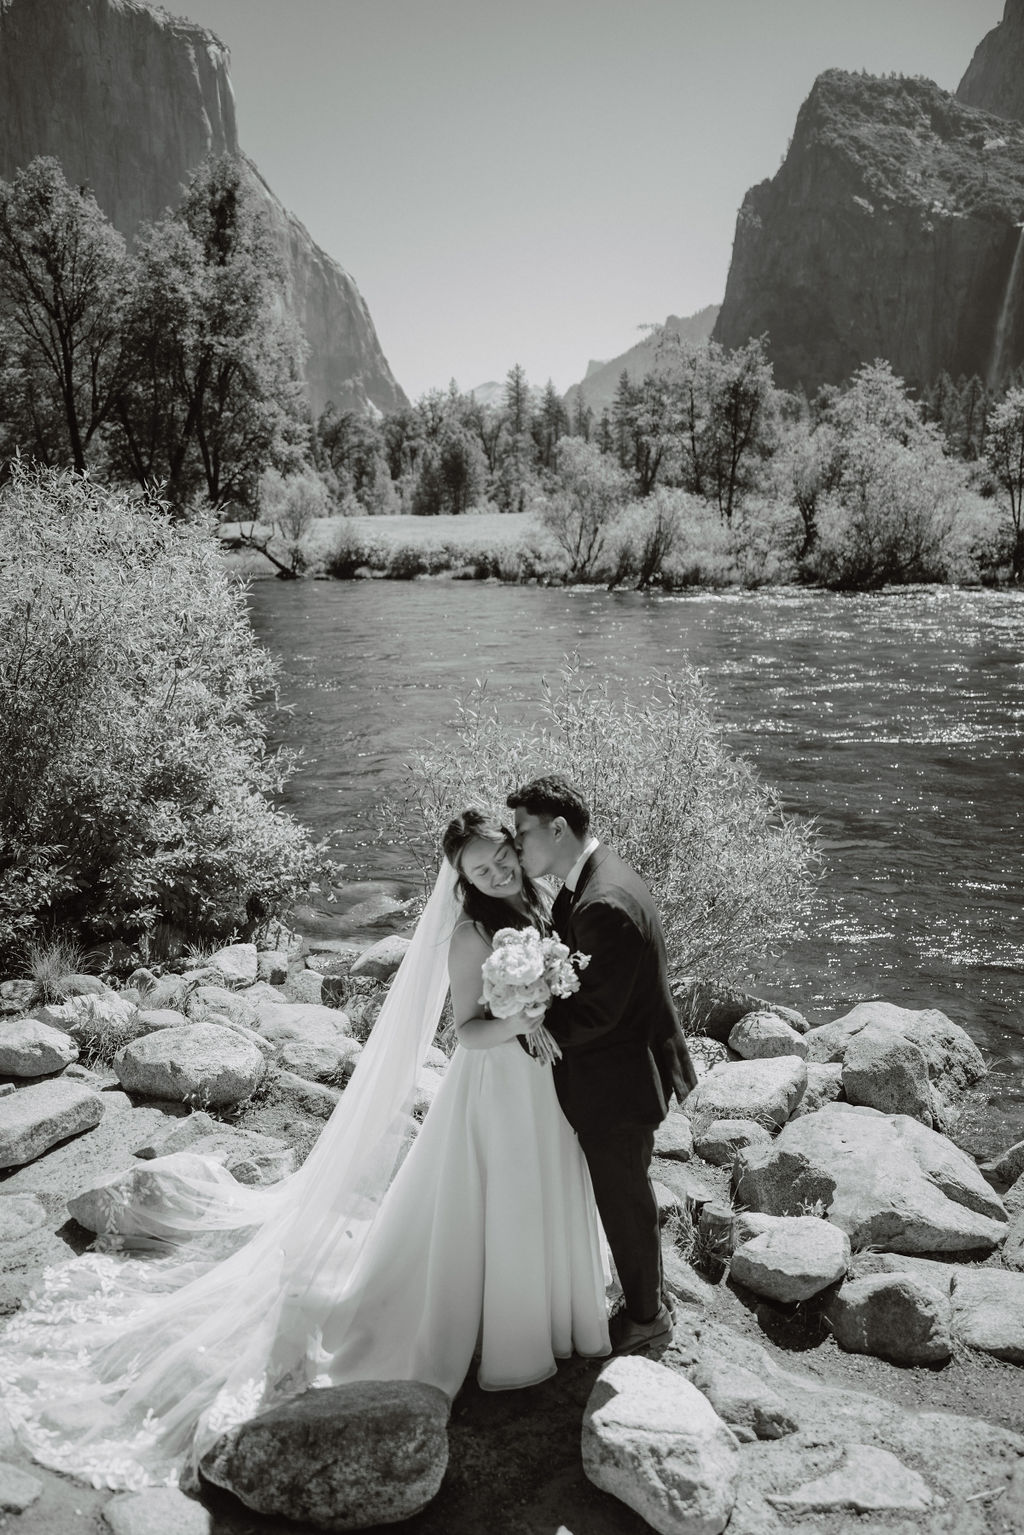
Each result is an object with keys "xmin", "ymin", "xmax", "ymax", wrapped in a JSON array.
[{"xmin": 0, "ymin": 866, "xmax": 609, "ymax": 1491}]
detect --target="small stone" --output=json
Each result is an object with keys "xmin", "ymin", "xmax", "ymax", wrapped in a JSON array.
[
  {"xmin": 0, "ymin": 1461, "xmax": 43, "ymax": 1512},
  {"xmin": 103, "ymin": 1485, "xmax": 212, "ymax": 1534},
  {"xmin": 0, "ymin": 1192, "xmax": 50, "ymax": 1243},
  {"xmin": 654, "ymin": 1111, "xmax": 694, "ymax": 1161}
]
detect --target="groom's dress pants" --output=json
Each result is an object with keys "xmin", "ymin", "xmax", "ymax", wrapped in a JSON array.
[{"xmin": 577, "ymin": 1122, "xmax": 662, "ymax": 1323}]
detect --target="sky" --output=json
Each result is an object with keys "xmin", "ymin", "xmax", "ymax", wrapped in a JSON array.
[{"xmin": 173, "ymin": 0, "xmax": 1006, "ymax": 402}]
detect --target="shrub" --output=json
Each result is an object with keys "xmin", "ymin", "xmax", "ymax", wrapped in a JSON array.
[
  {"xmin": 803, "ymin": 431, "xmax": 971, "ymax": 588},
  {"xmin": 0, "ymin": 463, "xmax": 330, "ymax": 968},
  {"xmin": 394, "ymin": 655, "xmax": 817, "ymax": 986},
  {"xmin": 539, "ymin": 439, "xmax": 631, "ymax": 582}
]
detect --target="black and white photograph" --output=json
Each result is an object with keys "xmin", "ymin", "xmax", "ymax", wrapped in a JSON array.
[{"xmin": 0, "ymin": 1, "xmax": 1022, "ymax": 1532}]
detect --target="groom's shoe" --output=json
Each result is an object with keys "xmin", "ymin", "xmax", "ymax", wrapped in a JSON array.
[{"xmin": 608, "ymin": 1302, "xmax": 673, "ymax": 1355}]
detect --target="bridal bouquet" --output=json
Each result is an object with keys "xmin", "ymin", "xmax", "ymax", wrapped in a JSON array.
[{"xmin": 480, "ymin": 927, "xmax": 590, "ymax": 1047}]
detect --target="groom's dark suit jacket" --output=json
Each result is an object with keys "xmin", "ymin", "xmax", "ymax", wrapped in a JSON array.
[{"xmin": 544, "ymin": 844, "xmax": 697, "ymax": 1136}]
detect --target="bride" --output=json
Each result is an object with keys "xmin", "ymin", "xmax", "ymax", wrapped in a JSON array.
[{"xmin": 0, "ymin": 808, "xmax": 610, "ymax": 1490}]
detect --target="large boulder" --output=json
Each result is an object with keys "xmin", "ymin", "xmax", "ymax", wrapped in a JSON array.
[
  {"xmin": 582, "ymin": 1355, "xmax": 740, "ymax": 1535},
  {"xmin": 253, "ymin": 1002, "xmax": 351, "ymax": 1049},
  {"xmin": 730, "ymin": 1215, "xmax": 851, "ymax": 1303},
  {"xmin": 684, "ymin": 1056, "xmax": 807, "ymax": 1133},
  {"xmin": 67, "ymin": 1152, "xmax": 248, "ymax": 1246},
  {"xmin": 114, "ymin": 1024, "xmax": 266, "ymax": 1107},
  {"xmin": 693, "ymin": 1118, "xmax": 771, "ymax": 1167},
  {"xmin": 980, "ymin": 1138, "xmax": 1024, "ymax": 1188},
  {"xmin": 183, "ymin": 986, "xmax": 258, "ymax": 1031},
  {"xmin": 824, "ymin": 1272, "xmax": 953, "ymax": 1364},
  {"xmin": 949, "ymin": 1269, "xmax": 1024, "ymax": 1362},
  {"xmin": 676, "ymin": 981, "xmax": 809, "ymax": 1044},
  {"xmin": 728, "ymin": 1012, "xmax": 808, "ymax": 1060},
  {"xmin": 0, "ymin": 1078, "xmax": 104, "ymax": 1168},
  {"xmin": 348, "ymin": 935, "xmax": 411, "ymax": 982},
  {"xmin": 803, "ymin": 1000, "xmax": 985, "ymax": 1102},
  {"xmin": 0, "ymin": 1018, "xmax": 78, "ymax": 1076},
  {"xmin": 790, "ymin": 1062, "xmax": 844, "ymax": 1120},
  {"xmin": 199, "ymin": 1381, "xmax": 449, "ymax": 1529},
  {"xmin": 276, "ymin": 1039, "xmax": 362, "ymax": 1084},
  {"xmin": 283, "ymin": 969, "xmax": 324, "ymax": 1006},
  {"xmin": 840, "ymin": 1026, "xmax": 933, "ymax": 1124},
  {"xmin": 734, "ymin": 1103, "xmax": 1008, "ymax": 1254},
  {"xmin": 206, "ymin": 944, "xmax": 258, "ymax": 986}
]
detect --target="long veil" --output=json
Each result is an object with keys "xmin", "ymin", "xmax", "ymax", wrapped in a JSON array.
[{"xmin": 0, "ymin": 862, "xmax": 460, "ymax": 1490}]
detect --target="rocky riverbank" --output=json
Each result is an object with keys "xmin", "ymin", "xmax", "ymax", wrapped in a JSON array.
[{"xmin": 1, "ymin": 905, "xmax": 1022, "ymax": 1535}]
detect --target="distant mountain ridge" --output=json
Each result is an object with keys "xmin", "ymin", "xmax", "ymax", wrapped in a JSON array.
[
  {"xmin": 713, "ymin": 67, "xmax": 1024, "ymax": 392},
  {"xmin": 563, "ymin": 306, "xmax": 720, "ymax": 415},
  {"xmin": 0, "ymin": 0, "xmax": 407, "ymax": 415}
]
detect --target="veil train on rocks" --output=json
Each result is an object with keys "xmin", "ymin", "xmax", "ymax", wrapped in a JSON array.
[{"xmin": 0, "ymin": 861, "xmax": 610, "ymax": 1489}]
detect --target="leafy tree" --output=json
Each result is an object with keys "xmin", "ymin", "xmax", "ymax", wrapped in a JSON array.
[
  {"xmin": 649, "ymin": 334, "xmax": 779, "ymax": 520},
  {"xmin": 534, "ymin": 379, "xmax": 567, "ymax": 470},
  {"xmin": 958, "ymin": 374, "xmax": 989, "ymax": 461},
  {"xmin": 112, "ymin": 157, "xmax": 308, "ymax": 512},
  {"xmin": 313, "ymin": 401, "xmax": 386, "ymax": 509},
  {"xmin": 411, "ymin": 421, "xmax": 486, "ymax": 515},
  {"xmin": 540, "ymin": 437, "xmax": 630, "ymax": 581},
  {"xmin": 0, "ymin": 157, "xmax": 128, "ymax": 472},
  {"xmin": 503, "ymin": 363, "xmax": 532, "ymax": 438},
  {"xmin": 984, "ymin": 386, "xmax": 1024, "ymax": 580},
  {"xmin": 570, "ymin": 389, "xmax": 593, "ymax": 442}
]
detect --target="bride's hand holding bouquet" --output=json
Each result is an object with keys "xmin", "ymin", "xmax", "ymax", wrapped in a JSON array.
[{"xmin": 479, "ymin": 926, "xmax": 590, "ymax": 1065}]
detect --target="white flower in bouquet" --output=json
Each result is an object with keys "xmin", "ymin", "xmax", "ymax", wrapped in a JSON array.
[{"xmin": 480, "ymin": 927, "xmax": 590, "ymax": 1022}]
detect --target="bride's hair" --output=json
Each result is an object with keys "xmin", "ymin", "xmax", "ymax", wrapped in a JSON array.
[{"xmin": 442, "ymin": 807, "xmax": 546, "ymax": 937}]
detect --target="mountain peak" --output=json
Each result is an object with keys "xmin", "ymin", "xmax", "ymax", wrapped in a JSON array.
[{"xmin": 957, "ymin": 0, "xmax": 1024, "ymax": 123}]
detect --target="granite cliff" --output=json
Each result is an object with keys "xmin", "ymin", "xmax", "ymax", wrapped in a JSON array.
[
  {"xmin": 957, "ymin": 0, "xmax": 1024, "ymax": 125},
  {"xmin": 713, "ymin": 70, "xmax": 1024, "ymax": 393},
  {"xmin": 0, "ymin": 0, "xmax": 406, "ymax": 414}
]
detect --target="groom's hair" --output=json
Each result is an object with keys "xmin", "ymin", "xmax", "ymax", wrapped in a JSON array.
[{"xmin": 506, "ymin": 775, "xmax": 591, "ymax": 838}]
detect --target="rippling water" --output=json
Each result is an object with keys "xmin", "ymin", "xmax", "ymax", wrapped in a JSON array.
[{"xmin": 245, "ymin": 580, "xmax": 1024, "ymax": 1131}]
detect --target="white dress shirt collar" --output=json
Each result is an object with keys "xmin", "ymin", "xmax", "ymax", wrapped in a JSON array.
[{"xmin": 564, "ymin": 835, "xmax": 600, "ymax": 893}]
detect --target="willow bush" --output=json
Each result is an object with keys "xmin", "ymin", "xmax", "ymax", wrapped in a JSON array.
[
  {"xmin": 396, "ymin": 656, "xmax": 817, "ymax": 986},
  {"xmin": 0, "ymin": 463, "xmax": 329, "ymax": 968}
]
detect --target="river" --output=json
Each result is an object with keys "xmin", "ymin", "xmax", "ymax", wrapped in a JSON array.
[{"xmin": 244, "ymin": 579, "xmax": 1024, "ymax": 1136}]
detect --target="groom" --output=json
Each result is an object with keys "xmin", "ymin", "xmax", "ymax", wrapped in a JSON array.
[{"xmin": 507, "ymin": 774, "xmax": 697, "ymax": 1354}]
